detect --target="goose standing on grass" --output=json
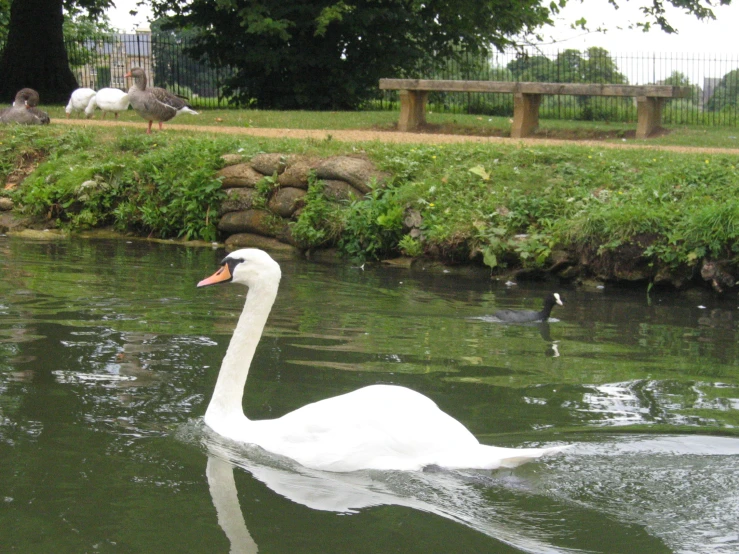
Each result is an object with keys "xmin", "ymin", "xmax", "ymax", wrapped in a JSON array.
[
  {"xmin": 125, "ymin": 67, "xmax": 198, "ymax": 133},
  {"xmin": 197, "ymin": 249, "xmax": 568, "ymax": 473},
  {"xmin": 0, "ymin": 88, "xmax": 50, "ymax": 125},
  {"xmin": 491, "ymin": 293, "xmax": 564, "ymax": 323},
  {"xmin": 84, "ymin": 87, "xmax": 130, "ymax": 119},
  {"xmin": 65, "ymin": 88, "xmax": 96, "ymax": 118}
]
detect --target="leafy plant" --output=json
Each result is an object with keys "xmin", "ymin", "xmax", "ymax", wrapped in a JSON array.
[
  {"xmin": 398, "ymin": 235, "xmax": 423, "ymax": 257},
  {"xmin": 289, "ymin": 173, "xmax": 344, "ymax": 248},
  {"xmin": 339, "ymin": 183, "xmax": 405, "ymax": 260}
]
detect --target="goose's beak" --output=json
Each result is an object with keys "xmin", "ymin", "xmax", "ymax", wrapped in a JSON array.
[
  {"xmin": 198, "ymin": 264, "xmax": 232, "ymax": 287},
  {"xmin": 124, "ymin": 72, "xmax": 131, "ymax": 78}
]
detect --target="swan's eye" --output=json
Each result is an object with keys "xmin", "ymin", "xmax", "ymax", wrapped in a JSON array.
[
  {"xmin": 222, "ymin": 257, "xmax": 245, "ymax": 276},
  {"xmin": 219, "ymin": 256, "xmax": 244, "ymax": 266}
]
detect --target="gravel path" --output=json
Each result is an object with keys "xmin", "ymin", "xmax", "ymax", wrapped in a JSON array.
[{"xmin": 55, "ymin": 118, "xmax": 739, "ymax": 155}]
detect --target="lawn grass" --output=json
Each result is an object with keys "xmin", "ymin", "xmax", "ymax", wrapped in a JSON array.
[{"xmin": 45, "ymin": 105, "xmax": 739, "ymax": 150}]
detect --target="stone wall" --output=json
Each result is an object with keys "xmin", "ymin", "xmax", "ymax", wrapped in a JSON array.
[{"xmin": 215, "ymin": 153, "xmax": 388, "ymax": 252}]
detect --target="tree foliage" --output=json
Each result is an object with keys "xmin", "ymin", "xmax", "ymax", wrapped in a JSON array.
[
  {"xmin": 148, "ymin": 0, "xmax": 554, "ymax": 109},
  {"xmin": 507, "ymin": 47, "xmax": 627, "ymax": 84},
  {"xmin": 705, "ymin": 69, "xmax": 739, "ymax": 112},
  {"xmin": 149, "ymin": 18, "xmax": 225, "ymax": 98},
  {"xmin": 0, "ymin": 0, "xmax": 731, "ymax": 106},
  {"xmin": 663, "ymin": 70, "xmax": 702, "ymax": 104},
  {"xmin": 63, "ymin": 9, "xmax": 117, "ymax": 68},
  {"xmin": 0, "ymin": 0, "xmax": 11, "ymax": 44}
]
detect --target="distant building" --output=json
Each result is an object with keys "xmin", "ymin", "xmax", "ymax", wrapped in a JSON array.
[
  {"xmin": 703, "ymin": 77, "xmax": 720, "ymax": 107},
  {"xmin": 73, "ymin": 27, "xmax": 154, "ymax": 91}
]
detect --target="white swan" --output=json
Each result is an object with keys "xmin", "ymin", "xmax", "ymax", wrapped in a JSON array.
[{"xmin": 198, "ymin": 249, "xmax": 568, "ymax": 473}]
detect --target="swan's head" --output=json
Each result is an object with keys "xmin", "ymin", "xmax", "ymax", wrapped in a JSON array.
[{"xmin": 197, "ymin": 249, "xmax": 281, "ymax": 289}]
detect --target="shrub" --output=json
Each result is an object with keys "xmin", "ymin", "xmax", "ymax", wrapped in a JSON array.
[{"xmin": 290, "ymin": 173, "xmax": 344, "ymax": 248}]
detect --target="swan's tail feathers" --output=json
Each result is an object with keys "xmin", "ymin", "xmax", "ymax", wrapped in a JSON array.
[
  {"xmin": 495, "ymin": 444, "xmax": 571, "ymax": 469},
  {"xmin": 436, "ymin": 443, "xmax": 571, "ymax": 471}
]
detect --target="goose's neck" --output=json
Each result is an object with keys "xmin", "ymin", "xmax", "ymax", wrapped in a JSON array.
[
  {"xmin": 205, "ymin": 279, "xmax": 278, "ymax": 425},
  {"xmin": 131, "ymin": 74, "xmax": 147, "ymax": 92}
]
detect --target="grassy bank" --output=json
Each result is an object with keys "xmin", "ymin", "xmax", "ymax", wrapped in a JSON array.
[{"xmin": 2, "ymin": 124, "xmax": 739, "ymax": 288}]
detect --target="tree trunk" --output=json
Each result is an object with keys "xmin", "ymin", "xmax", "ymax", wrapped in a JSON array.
[{"xmin": 0, "ymin": 0, "xmax": 78, "ymax": 104}]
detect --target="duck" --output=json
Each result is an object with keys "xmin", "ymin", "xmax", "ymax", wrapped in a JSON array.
[
  {"xmin": 125, "ymin": 67, "xmax": 198, "ymax": 133},
  {"xmin": 197, "ymin": 249, "xmax": 568, "ymax": 473},
  {"xmin": 65, "ymin": 88, "xmax": 97, "ymax": 118},
  {"xmin": 84, "ymin": 87, "xmax": 130, "ymax": 119},
  {"xmin": 0, "ymin": 88, "xmax": 50, "ymax": 125},
  {"xmin": 491, "ymin": 292, "xmax": 564, "ymax": 323}
]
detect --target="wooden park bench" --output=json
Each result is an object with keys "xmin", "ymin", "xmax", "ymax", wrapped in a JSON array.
[{"xmin": 378, "ymin": 79, "xmax": 693, "ymax": 139}]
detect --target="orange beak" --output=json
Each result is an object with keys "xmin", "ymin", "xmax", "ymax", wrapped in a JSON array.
[
  {"xmin": 197, "ymin": 264, "xmax": 232, "ymax": 287},
  {"xmin": 124, "ymin": 72, "xmax": 131, "ymax": 78}
]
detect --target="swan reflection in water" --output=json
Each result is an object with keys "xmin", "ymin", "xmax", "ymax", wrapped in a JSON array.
[
  {"xmin": 203, "ymin": 438, "xmax": 584, "ymax": 554},
  {"xmin": 207, "ymin": 455, "xmax": 258, "ymax": 554},
  {"xmin": 200, "ymin": 429, "xmax": 686, "ymax": 554},
  {"xmin": 200, "ymin": 430, "xmax": 739, "ymax": 554}
]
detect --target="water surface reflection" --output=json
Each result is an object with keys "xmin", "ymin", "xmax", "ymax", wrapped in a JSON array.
[{"xmin": 1, "ymin": 237, "xmax": 739, "ymax": 553}]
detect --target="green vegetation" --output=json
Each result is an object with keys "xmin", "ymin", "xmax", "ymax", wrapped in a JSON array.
[
  {"xmin": 149, "ymin": 0, "xmax": 553, "ymax": 109},
  {"xmin": 2, "ymin": 127, "xmax": 230, "ymax": 241},
  {"xmin": 3, "ymin": 123, "xmax": 739, "ymax": 281}
]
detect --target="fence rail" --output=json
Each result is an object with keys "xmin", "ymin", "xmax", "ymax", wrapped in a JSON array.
[
  {"xmin": 62, "ymin": 33, "xmax": 234, "ymax": 108},
  {"xmin": 3, "ymin": 34, "xmax": 739, "ymax": 125},
  {"xmin": 380, "ymin": 49, "xmax": 739, "ymax": 126}
]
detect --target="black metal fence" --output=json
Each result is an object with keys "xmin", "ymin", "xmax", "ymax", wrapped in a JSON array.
[
  {"xmin": 7, "ymin": 33, "xmax": 739, "ymax": 125},
  {"xmin": 381, "ymin": 49, "xmax": 739, "ymax": 126},
  {"xmin": 63, "ymin": 33, "xmax": 234, "ymax": 108}
]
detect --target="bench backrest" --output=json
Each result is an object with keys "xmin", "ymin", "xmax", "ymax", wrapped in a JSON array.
[{"xmin": 379, "ymin": 79, "xmax": 692, "ymax": 98}]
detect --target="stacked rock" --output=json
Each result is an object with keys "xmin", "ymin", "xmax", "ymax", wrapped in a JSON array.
[{"xmin": 215, "ymin": 153, "xmax": 388, "ymax": 251}]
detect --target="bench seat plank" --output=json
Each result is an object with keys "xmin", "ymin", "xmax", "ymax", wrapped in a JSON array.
[{"xmin": 379, "ymin": 79, "xmax": 691, "ymax": 98}]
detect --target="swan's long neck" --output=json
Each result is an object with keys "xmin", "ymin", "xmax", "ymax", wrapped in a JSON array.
[{"xmin": 205, "ymin": 278, "xmax": 279, "ymax": 426}]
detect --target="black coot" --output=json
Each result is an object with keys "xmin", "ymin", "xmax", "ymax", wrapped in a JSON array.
[{"xmin": 492, "ymin": 293, "xmax": 564, "ymax": 323}]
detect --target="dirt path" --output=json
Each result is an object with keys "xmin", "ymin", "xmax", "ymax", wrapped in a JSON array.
[{"xmin": 55, "ymin": 118, "xmax": 739, "ymax": 155}]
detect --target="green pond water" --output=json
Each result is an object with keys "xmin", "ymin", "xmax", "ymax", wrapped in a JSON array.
[{"xmin": 1, "ymin": 237, "xmax": 738, "ymax": 553}]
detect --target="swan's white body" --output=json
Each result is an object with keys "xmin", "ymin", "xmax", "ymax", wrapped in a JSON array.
[
  {"xmin": 65, "ymin": 88, "xmax": 96, "ymax": 117},
  {"xmin": 200, "ymin": 249, "xmax": 567, "ymax": 473},
  {"xmin": 84, "ymin": 88, "xmax": 130, "ymax": 119}
]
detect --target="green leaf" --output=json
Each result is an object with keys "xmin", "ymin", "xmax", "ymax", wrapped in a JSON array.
[{"xmin": 482, "ymin": 248, "xmax": 498, "ymax": 269}]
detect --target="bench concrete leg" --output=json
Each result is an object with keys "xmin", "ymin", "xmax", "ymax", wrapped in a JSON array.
[
  {"xmin": 398, "ymin": 90, "xmax": 428, "ymax": 132},
  {"xmin": 636, "ymin": 96, "xmax": 665, "ymax": 139},
  {"xmin": 511, "ymin": 93, "xmax": 541, "ymax": 138}
]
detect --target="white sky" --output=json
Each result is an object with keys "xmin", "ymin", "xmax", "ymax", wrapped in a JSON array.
[
  {"xmin": 543, "ymin": 0, "xmax": 738, "ymax": 54},
  {"xmin": 105, "ymin": 0, "xmax": 739, "ymax": 85},
  {"xmin": 106, "ymin": 0, "xmax": 154, "ymax": 33}
]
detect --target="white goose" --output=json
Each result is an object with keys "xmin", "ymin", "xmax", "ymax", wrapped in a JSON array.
[
  {"xmin": 65, "ymin": 88, "xmax": 96, "ymax": 118},
  {"xmin": 84, "ymin": 87, "xmax": 130, "ymax": 119},
  {"xmin": 198, "ymin": 249, "xmax": 567, "ymax": 473}
]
